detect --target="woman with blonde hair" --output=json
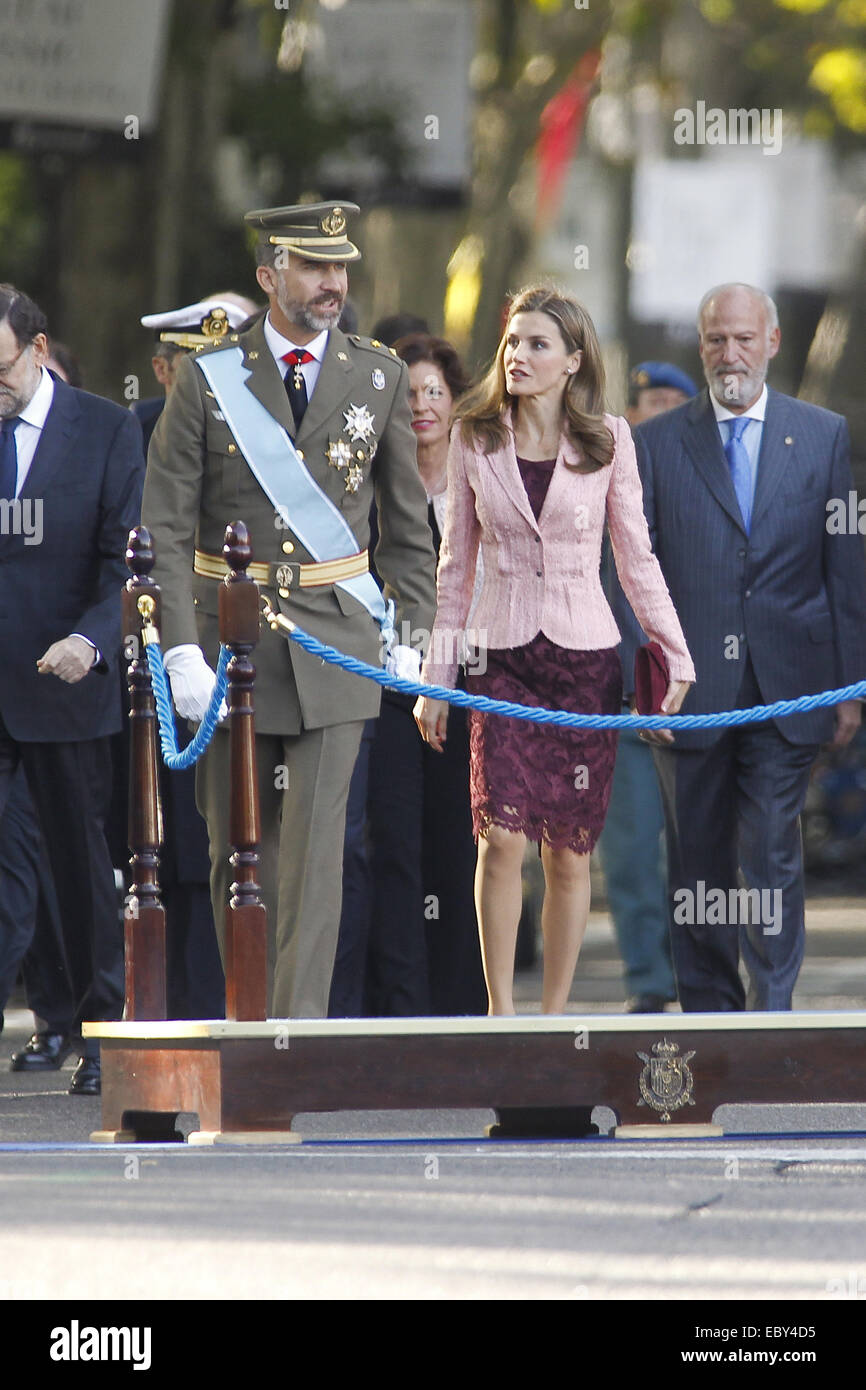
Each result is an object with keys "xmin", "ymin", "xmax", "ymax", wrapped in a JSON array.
[{"xmin": 415, "ymin": 285, "xmax": 694, "ymax": 1015}]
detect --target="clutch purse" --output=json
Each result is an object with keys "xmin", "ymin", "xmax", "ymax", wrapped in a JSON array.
[{"xmin": 634, "ymin": 641, "xmax": 670, "ymax": 716}]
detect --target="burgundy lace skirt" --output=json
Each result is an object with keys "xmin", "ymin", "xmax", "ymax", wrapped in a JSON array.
[{"xmin": 464, "ymin": 633, "xmax": 622, "ymax": 854}]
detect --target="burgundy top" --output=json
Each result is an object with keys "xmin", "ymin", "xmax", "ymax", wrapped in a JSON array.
[{"xmin": 516, "ymin": 456, "xmax": 557, "ymax": 523}]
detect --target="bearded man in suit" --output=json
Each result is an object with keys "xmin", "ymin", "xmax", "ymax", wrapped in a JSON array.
[
  {"xmin": 636, "ymin": 282, "xmax": 866, "ymax": 1012},
  {"xmin": 142, "ymin": 202, "xmax": 436, "ymax": 1018}
]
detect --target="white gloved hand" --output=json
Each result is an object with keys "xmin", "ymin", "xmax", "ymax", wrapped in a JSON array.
[
  {"xmin": 164, "ymin": 644, "xmax": 227, "ymax": 723},
  {"xmin": 385, "ymin": 644, "xmax": 422, "ymax": 683}
]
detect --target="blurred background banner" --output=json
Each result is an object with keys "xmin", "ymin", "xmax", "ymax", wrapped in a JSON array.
[
  {"xmin": 0, "ymin": 0, "xmax": 171, "ymax": 134},
  {"xmin": 307, "ymin": 0, "xmax": 475, "ymax": 195}
]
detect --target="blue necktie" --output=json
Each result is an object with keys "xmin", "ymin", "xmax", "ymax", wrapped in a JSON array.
[
  {"xmin": 0, "ymin": 416, "xmax": 20, "ymax": 501},
  {"xmin": 725, "ymin": 416, "xmax": 752, "ymax": 534}
]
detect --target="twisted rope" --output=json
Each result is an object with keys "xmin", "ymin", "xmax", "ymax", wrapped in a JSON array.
[
  {"xmin": 143, "ymin": 624, "xmax": 865, "ymax": 770},
  {"xmin": 146, "ymin": 643, "xmax": 230, "ymax": 769},
  {"xmin": 280, "ymin": 623, "xmax": 866, "ymax": 731}
]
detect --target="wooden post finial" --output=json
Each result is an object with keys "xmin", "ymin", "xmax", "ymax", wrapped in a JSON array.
[
  {"xmin": 126, "ymin": 525, "xmax": 155, "ymax": 583},
  {"xmin": 223, "ymin": 519, "xmax": 252, "ymax": 575}
]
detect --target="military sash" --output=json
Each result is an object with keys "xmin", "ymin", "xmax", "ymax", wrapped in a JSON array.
[{"xmin": 195, "ymin": 347, "xmax": 394, "ymax": 647}]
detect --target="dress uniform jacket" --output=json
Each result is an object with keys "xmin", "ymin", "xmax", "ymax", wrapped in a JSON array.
[{"xmin": 142, "ymin": 315, "xmax": 437, "ymax": 730}]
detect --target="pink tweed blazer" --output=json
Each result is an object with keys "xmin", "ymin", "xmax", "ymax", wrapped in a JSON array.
[{"xmin": 421, "ymin": 412, "xmax": 696, "ymax": 690}]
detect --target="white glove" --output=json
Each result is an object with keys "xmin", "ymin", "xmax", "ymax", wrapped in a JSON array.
[
  {"xmin": 164, "ymin": 644, "xmax": 227, "ymax": 723},
  {"xmin": 385, "ymin": 644, "xmax": 422, "ymax": 683}
]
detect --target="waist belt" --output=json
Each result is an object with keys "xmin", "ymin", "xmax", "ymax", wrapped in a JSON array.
[{"xmin": 194, "ymin": 547, "xmax": 369, "ymax": 592}]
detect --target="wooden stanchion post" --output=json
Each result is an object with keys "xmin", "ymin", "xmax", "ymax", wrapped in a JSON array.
[
  {"xmin": 122, "ymin": 526, "xmax": 167, "ymax": 1020},
  {"xmin": 220, "ymin": 521, "xmax": 268, "ymax": 1021}
]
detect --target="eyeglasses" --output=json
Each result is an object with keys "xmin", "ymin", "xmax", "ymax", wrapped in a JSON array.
[{"xmin": 0, "ymin": 341, "xmax": 32, "ymax": 380}]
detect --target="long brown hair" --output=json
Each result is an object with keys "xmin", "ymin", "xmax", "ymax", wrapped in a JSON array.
[{"xmin": 456, "ymin": 285, "xmax": 613, "ymax": 472}]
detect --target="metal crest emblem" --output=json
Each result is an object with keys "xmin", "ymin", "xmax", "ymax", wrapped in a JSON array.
[
  {"xmin": 321, "ymin": 207, "xmax": 347, "ymax": 236},
  {"xmin": 343, "ymin": 402, "xmax": 376, "ymax": 443},
  {"xmin": 371, "ymin": 368, "xmax": 386, "ymax": 390},
  {"xmin": 201, "ymin": 307, "xmax": 229, "ymax": 339},
  {"xmin": 637, "ymin": 1039, "xmax": 696, "ymax": 1123}
]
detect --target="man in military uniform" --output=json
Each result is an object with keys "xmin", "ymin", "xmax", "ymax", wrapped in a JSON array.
[{"xmin": 142, "ymin": 202, "xmax": 437, "ymax": 1017}]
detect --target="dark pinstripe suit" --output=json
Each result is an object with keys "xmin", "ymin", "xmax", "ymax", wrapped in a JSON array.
[{"xmin": 635, "ymin": 388, "xmax": 866, "ymax": 1010}]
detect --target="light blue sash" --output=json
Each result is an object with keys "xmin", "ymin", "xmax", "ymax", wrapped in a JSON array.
[{"xmin": 196, "ymin": 347, "xmax": 394, "ymax": 647}]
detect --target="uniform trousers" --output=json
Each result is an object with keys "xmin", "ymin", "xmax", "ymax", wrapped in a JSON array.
[{"xmin": 196, "ymin": 720, "xmax": 365, "ymax": 1018}]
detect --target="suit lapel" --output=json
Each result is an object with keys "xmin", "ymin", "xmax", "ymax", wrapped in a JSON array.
[
  {"xmin": 749, "ymin": 389, "xmax": 793, "ymax": 533},
  {"xmin": 538, "ymin": 433, "xmax": 583, "ymax": 528},
  {"xmin": 296, "ymin": 327, "xmax": 355, "ymax": 447},
  {"xmin": 14, "ymin": 375, "xmax": 79, "ymax": 511},
  {"xmin": 484, "ymin": 413, "xmax": 540, "ymax": 533},
  {"xmin": 684, "ymin": 391, "xmax": 747, "ymax": 535},
  {"xmin": 239, "ymin": 317, "xmax": 297, "ymax": 437}
]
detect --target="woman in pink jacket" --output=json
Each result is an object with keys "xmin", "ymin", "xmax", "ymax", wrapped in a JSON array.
[{"xmin": 415, "ymin": 285, "xmax": 695, "ymax": 1015}]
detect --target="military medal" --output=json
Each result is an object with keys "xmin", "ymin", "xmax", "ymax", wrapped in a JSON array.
[
  {"xmin": 293, "ymin": 363, "xmax": 305, "ymax": 391},
  {"xmin": 327, "ymin": 438, "xmax": 353, "ymax": 470},
  {"xmin": 371, "ymin": 368, "xmax": 386, "ymax": 390},
  {"xmin": 345, "ymin": 464, "xmax": 364, "ymax": 493},
  {"xmin": 343, "ymin": 402, "xmax": 376, "ymax": 443}
]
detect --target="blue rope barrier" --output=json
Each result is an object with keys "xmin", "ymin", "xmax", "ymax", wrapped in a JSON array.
[
  {"xmin": 142, "ymin": 619, "xmax": 866, "ymax": 770},
  {"xmin": 146, "ymin": 643, "xmax": 230, "ymax": 769},
  {"xmin": 272, "ymin": 620, "xmax": 866, "ymax": 732}
]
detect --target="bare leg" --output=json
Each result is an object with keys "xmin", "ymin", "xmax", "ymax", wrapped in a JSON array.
[
  {"xmin": 475, "ymin": 825, "xmax": 526, "ymax": 1015},
  {"xmin": 540, "ymin": 844, "xmax": 592, "ymax": 1014}
]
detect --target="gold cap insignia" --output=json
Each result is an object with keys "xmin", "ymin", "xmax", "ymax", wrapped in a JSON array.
[
  {"xmin": 321, "ymin": 207, "xmax": 347, "ymax": 237},
  {"xmin": 201, "ymin": 308, "xmax": 229, "ymax": 340}
]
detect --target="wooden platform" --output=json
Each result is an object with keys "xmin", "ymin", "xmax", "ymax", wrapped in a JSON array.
[{"xmin": 83, "ymin": 1011, "xmax": 866, "ymax": 1143}]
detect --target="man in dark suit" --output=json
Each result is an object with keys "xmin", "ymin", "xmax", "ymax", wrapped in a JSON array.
[
  {"xmin": 0, "ymin": 284, "xmax": 144, "ymax": 1091},
  {"xmin": 635, "ymin": 282, "xmax": 866, "ymax": 1012}
]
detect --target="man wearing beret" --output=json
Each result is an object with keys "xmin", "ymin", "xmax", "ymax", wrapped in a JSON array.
[{"xmin": 142, "ymin": 202, "xmax": 437, "ymax": 1017}]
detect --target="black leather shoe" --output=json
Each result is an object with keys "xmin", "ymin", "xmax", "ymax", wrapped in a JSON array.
[
  {"xmin": 10, "ymin": 1032, "xmax": 73, "ymax": 1071},
  {"xmin": 625, "ymin": 994, "xmax": 673, "ymax": 1014},
  {"xmin": 68, "ymin": 1056, "xmax": 101, "ymax": 1096}
]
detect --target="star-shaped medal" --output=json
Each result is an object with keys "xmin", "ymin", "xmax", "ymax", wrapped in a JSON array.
[
  {"xmin": 345, "ymin": 464, "xmax": 364, "ymax": 493},
  {"xmin": 327, "ymin": 438, "xmax": 353, "ymax": 470},
  {"xmin": 343, "ymin": 402, "xmax": 376, "ymax": 443}
]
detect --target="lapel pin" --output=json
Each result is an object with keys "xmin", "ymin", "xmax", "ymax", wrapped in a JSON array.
[
  {"xmin": 371, "ymin": 368, "xmax": 386, "ymax": 390},
  {"xmin": 785, "ymin": 436, "xmax": 793, "ymax": 445},
  {"xmin": 247, "ymin": 350, "xmax": 259, "ymax": 360},
  {"xmin": 337, "ymin": 351, "xmax": 349, "ymax": 361}
]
